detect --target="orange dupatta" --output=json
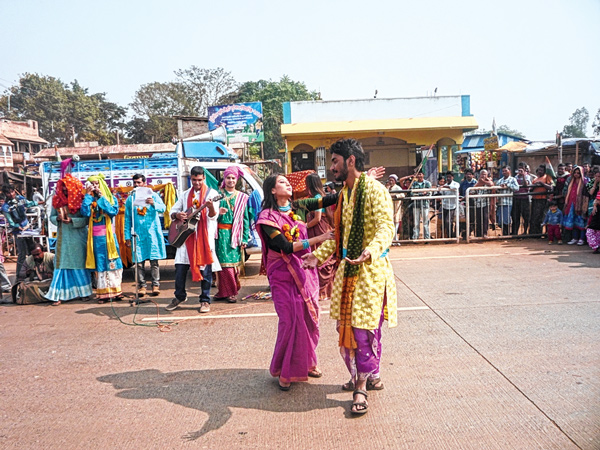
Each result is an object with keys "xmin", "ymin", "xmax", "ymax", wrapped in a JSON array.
[{"xmin": 185, "ymin": 185, "xmax": 213, "ymax": 281}]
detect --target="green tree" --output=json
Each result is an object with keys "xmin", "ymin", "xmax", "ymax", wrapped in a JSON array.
[
  {"xmin": 466, "ymin": 125, "xmax": 525, "ymax": 138},
  {"xmin": 496, "ymin": 125, "xmax": 525, "ymax": 138},
  {"xmin": 174, "ymin": 66, "xmax": 238, "ymax": 115},
  {"xmin": 0, "ymin": 73, "xmax": 125, "ymax": 146},
  {"xmin": 562, "ymin": 107, "xmax": 589, "ymax": 138},
  {"xmin": 228, "ymin": 76, "xmax": 319, "ymax": 159},
  {"xmin": 127, "ymin": 81, "xmax": 195, "ymax": 143},
  {"xmin": 592, "ymin": 108, "xmax": 600, "ymax": 136}
]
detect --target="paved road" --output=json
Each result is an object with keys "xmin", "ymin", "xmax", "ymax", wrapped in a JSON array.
[{"xmin": 1, "ymin": 240, "xmax": 598, "ymax": 449}]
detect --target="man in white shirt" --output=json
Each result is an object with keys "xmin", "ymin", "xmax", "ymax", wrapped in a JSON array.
[
  {"xmin": 165, "ymin": 166, "xmax": 220, "ymax": 313},
  {"xmin": 440, "ymin": 171, "xmax": 460, "ymax": 238}
]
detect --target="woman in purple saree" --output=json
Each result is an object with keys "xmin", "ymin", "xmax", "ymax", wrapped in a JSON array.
[{"xmin": 257, "ymin": 174, "xmax": 333, "ymax": 390}]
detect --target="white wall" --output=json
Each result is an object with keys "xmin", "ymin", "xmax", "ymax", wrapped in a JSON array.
[{"xmin": 289, "ymin": 96, "xmax": 464, "ymax": 123}]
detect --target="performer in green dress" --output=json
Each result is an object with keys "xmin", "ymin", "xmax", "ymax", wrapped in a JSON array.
[{"xmin": 215, "ymin": 167, "xmax": 250, "ymax": 303}]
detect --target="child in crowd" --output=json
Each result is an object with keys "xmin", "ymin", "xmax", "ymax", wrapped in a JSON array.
[{"xmin": 542, "ymin": 200, "xmax": 563, "ymax": 244}]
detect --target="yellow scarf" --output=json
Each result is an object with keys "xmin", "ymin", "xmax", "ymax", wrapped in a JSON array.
[{"xmin": 85, "ymin": 174, "xmax": 120, "ymax": 269}]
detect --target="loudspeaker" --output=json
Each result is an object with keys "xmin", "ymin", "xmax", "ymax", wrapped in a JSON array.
[{"xmin": 183, "ymin": 125, "xmax": 227, "ymax": 144}]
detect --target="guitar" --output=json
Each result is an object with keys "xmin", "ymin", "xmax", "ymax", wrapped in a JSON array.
[{"xmin": 168, "ymin": 194, "xmax": 224, "ymax": 248}]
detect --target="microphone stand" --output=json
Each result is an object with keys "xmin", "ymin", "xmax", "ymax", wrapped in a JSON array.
[{"xmin": 130, "ymin": 187, "xmax": 140, "ymax": 306}]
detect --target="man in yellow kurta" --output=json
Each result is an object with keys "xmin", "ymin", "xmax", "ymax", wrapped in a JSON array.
[{"xmin": 302, "ymin": 138, "xmax": 397, "ymax": 416}]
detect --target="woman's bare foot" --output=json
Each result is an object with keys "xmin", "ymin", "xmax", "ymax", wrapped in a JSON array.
[{"xmin": 308, "ymin": 368, "xmax": 322, "ymax": 378}]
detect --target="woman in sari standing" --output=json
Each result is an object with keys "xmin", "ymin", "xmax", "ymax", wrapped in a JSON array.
[
  {"xmin": 45, "ymin": 174, "xmax": 93, "ymax": 305},
  {"xmin": 256, "ymin": 174, "xmax": 334, "ymax": 390},
  {"xmin": 81, "ymin": 174, "xmax": 123, "ymax": 303},
  {"xmin": 304, "ymin": 173, "xmax": 336, "ymax": 302},
  {"xmin": 563, "ymin": 166, "xmax": 589, "ymax": 245}
]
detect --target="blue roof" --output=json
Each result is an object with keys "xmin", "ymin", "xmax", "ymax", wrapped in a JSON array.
[
  {"xmin": 459, "ymin": 133, "xmax": 527, "ymax": 153},
  {"xmin": 180, "ymin": 142, "xmax": 237, "ymax": 160}
]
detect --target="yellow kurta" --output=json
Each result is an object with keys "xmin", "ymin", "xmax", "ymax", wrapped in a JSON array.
[{"xmin": 314, "ymin": 175, "xmax": 397, "ymax": 330}]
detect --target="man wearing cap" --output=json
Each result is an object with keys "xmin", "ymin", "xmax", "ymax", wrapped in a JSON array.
[{"xmin": 214, "ymin": 167, "xmax": 250, "ymax": 303}]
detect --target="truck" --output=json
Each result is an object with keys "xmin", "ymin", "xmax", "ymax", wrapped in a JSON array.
[{"xmin": 40, "ymin": 147, "xmax": 264, "ymax": 257}]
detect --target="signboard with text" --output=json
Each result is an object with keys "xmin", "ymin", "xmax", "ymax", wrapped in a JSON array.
[
  {"xmin": 484, "ymin": 135, "xmax": 499, "ymax": 150},
  {"xmin": 208, "ymin": 102, "xmax": 264, "ymax": 143}
]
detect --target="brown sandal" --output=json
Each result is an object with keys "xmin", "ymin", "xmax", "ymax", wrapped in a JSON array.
[
  {"xmin": 366, "ymin": 378, "xmax": 384, "ymax": 390},
  {"xmin": 351, "ymin": 389, "xmax": 368, "ymax": 415},
  {"xmin": 342, "ymin": 380, "xmax": 355, "ymax": 391}
]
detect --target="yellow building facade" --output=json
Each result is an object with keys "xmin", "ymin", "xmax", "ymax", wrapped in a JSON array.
[{"xmin": 281, "ymin": 96, "xmax": 478, "ymax": 181}]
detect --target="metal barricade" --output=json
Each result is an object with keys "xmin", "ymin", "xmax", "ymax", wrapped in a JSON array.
[
  {"xmin": 392, "ymin": 188, "xmax": 460, "ymax": 244},
  {"xmin": 464, "ymin": 187, "xmax": 552, "ymax": 242}
]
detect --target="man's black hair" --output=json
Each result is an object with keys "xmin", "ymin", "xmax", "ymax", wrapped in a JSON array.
[
  {"xmin": 132, "ymin": 173, "xmax": 146, "ymax": 182},
  {"xmin": 464, "ymin": 168, "xmax": 474, "ymax": 175},
  {"xmin": 190, "ymin": 166, "xmax": 205, "ymax": 177},
  {"xmin": 2, "ymin": 185, "xmax": 15, "ymax": 195},
  {"xmin": 330, "ymin": 139, "xmax": 365, "ymax": 171},
  {"xmin": 446, "ymin": 171, "xmax": 454, "ymax": 177}
]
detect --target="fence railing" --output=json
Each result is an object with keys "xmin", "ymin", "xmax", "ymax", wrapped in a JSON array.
[
  {"xmin": 464, "ymin": 187, "xmax": 553, "ymax": 242},
  {"xmin": 391, "ymin": 186, "xmax": 554, "ymax": 244},
  {"xmin": 391, "ymin": 188, "xmax": 460, "ymax": 244}
]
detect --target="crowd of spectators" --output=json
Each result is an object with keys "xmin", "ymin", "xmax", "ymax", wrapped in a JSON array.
[{"xmin": 385, "ymin": 162, "xmax": 600, "ymax": 252}]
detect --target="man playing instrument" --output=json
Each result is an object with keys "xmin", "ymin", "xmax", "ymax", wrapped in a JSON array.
[
  {"xmin": 165, "ymin": 166, "xmax": 220, "ymax": 313},
  {"xmin": 214, "ymin": 167, "xmax": 250, "ymax": 303}
]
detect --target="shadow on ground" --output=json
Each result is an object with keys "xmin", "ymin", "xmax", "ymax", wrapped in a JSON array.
[
  {"xmin": 497, "ymin": 239, "xmax": 600, "ymax": 268},
  {"xmin": 98, "ymin": 368, "xmax": 347, "ymax": 440}
]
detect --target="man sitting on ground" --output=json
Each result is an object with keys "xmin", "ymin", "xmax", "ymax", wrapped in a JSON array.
[{"xmin": 12, "ymin": 244, "xmax": 54, "ymax": 304}]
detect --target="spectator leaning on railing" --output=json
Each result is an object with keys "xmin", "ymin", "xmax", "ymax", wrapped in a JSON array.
[
  {"xmin": 494, "ymin": 167, "xmax": 519, "ymax": 236},
  {"xmin": 411, "ymin": 171, "xmax": 432, "ymax": 240},
  {"xmin": 530, "ymin": 165, "xmax": 554, "ymax": 236},
  {"xmin": 473, "ymin": 169, "xmax": 494, "ymax": 238},
  {"xmin": 440, "ymin": 171, "xmax": 460, "ymax": 238},
  {"xmin": 512, "ymin": 167, "xmax": 533, "ymax": 235}
]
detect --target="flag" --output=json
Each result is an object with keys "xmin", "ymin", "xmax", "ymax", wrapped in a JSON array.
[
  {"xmin": 420, "ymin": 144, "xmax": 434, "ymax": 177},
  {"xmin": 545, "ymin": 156, "xmax": 556, "ymax": 182}
]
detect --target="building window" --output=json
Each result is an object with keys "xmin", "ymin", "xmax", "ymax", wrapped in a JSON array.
[
  {"xmin": 316, "ymin": 147, "xmax": 326, "ymax": 178},
  {"xmin": 439, "ymin": 144, "xmax": 458, "ymax": 173}
]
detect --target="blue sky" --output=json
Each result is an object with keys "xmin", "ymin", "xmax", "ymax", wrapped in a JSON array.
[{"xmin": 2, "ymin": 0, "xmax": 599, "ymax": 141}]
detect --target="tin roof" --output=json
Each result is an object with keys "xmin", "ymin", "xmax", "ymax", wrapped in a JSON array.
[
  {"xmin": 0, "ymin": 134, "xmax": 14, "ymax": 146},
  {"xmin": 0, "ymin": 120, "xmax": 49, "ymax": 144}
]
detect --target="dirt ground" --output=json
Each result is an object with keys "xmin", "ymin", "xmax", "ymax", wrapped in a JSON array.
[{"xmin": 1, "ymin": 240, "xmax": 598, "ymax": 449}]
